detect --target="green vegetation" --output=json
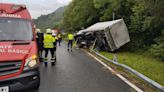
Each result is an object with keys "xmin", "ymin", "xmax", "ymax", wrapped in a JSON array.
[
  {"xmin": 100, "ymin": 51, "xmax": 164, "ymax": 86},
  {"xmin": 61, "ymin": 0, "xmax": 164, "ymax": 61},
  {"xmin": 61, "ymin": 0, "xmax": 99, "ymax": 32},
  {"xmin": 33, "ymin": 0, "xmax": 164, "ymax": 88},
  {"xmin": 33, "ymin": 6, "xmax": 66, "ymax": 32},
  {"xmin": 33, "ymin": 0, "xmax": 164, "ymax": 89}
]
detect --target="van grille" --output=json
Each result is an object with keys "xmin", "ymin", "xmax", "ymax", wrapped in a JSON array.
[{"xmin": 0, "ymin": 61, "xmax": 22, "ymax": 76}]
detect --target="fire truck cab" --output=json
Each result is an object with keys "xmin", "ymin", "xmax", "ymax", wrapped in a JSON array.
[{"xmin": 0, "ymin": 3, "xmax": 40, "ymax": 92}]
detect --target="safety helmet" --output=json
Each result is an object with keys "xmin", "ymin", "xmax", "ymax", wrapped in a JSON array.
[
  {"xmin": 46, "ymin": 28, "xmax": 52, "ymax": 34},
  {"xmin": 36, "ymin": 28, "xmax": 41, "ymax": 33}
]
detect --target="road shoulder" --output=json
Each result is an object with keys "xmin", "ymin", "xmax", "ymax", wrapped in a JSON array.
[{"xmin": 82, "ymin": 49, "xmax": 157, "ymax": 92}]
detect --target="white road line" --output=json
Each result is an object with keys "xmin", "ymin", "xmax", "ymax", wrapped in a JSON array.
[{"xmin": 87, "ymin": 52, "xmax": 144, "ymax": 92}]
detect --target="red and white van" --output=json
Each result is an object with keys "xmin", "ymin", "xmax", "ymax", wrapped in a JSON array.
[{"xmin": 0, "ymin": 3, "xmax": 40, "ymax": 92}]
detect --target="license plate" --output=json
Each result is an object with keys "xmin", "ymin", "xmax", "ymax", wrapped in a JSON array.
[{"xmin": 0, "ymin": 86, "xmax": 9, "ymax": 92}]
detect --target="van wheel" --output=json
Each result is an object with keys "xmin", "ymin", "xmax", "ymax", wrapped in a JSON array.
[
  {"xmin": 35, "ymin": 82, "xmax": 40, "ymax": 89},
  {"xmin": 33, "ymin": 79, "xmax": 40, "ymax": 90},
  {"xmin": 34, "ymin": 72, "xmax": 40, "ymax": 90}
]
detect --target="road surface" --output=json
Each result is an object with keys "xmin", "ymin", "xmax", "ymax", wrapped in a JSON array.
[{"xmin": 30, "ymin": 43, "xmax": 133, "ymax": 92}]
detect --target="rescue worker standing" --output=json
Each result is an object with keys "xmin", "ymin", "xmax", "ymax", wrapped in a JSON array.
[
  {"xmin": 57, "ymin": 32, "xmax": 62, "ymax": 46},
  {"xmin": 67, "ymin": 33, "xmax": 74, "ymax": 51},
  {"xmin": 36, "ymin": 28, "xmax": 44, "ymax": 60},
  {"xmin": 43, "ymin": 29, "xmax": 57, "ymax": 66},
  {"xmin": 52, "ymin": 31, "xmax": 58, "ymax": 60}
]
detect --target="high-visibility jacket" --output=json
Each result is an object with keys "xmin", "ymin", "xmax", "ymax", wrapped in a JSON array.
[
  {"xmin": 43, "ymin": 34, "xmax": 56, "ymax": 48},
  {"xmin": 68, "ymin": 34, "xmax": 74, "ymax": 40},
  {"xmin": 55, "ymin": 36, "xmax": 58, "ymax": 40},
  {"xmin": 52, "ymin": 35, "xmax": 58, "ymax": 41},
  {"xmin": 58, "ymin": 34, "xmax": 61, "ymax": 38}
]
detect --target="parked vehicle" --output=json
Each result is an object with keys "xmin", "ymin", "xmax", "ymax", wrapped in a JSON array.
[{"xmin": 0, "ymin": 3, "xmax": 40, "ymax": 92}]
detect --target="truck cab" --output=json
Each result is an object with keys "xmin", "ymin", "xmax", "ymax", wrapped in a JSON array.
[{"xmin": 0, "ymin": 3, "xmax": 40, "ymax": 92}]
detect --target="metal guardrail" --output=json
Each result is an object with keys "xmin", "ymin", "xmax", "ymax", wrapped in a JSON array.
[{"xmin": 90, "ymin": 50, "xmax": 164, "ymax": 92}]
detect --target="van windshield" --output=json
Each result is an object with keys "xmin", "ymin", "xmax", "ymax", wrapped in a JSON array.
[{"xmin": 0, "ymin": 18, "xmax": 33, "ymax": 41}]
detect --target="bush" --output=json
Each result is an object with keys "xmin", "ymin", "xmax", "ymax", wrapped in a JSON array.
[{"xmin": 150, "ymin": 44, "xmax": 164, "ymax": 61}]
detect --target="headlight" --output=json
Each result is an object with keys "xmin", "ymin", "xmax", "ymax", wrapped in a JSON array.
[
  {"xmin": 24, "ymin": 55, "xmax": 38, "ymax": 70},
  {"xmin": 28, "ymin": 60, "xmax": 37, "ymax": 67}
]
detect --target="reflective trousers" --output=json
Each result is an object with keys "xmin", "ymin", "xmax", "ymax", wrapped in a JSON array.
[{"xmin": 44, "ymin": 47, "xmax": 56, "ymax": 60}]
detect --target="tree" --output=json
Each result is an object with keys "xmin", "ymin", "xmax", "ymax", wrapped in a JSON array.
[
  {"xmin": 61, "ymin": 0, "xmax": 99, "ymax": 32},
  {"xmin": 61, "ymin": 0, "xmax": 164, "ymax": 60}
]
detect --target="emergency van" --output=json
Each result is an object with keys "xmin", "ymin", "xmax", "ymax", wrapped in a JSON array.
[{"xmin": 0, "ymin": 3, "xmax": 40, "ymax": 92}]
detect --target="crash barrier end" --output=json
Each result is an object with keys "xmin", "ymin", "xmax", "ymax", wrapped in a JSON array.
[{"xmin": 90, "ymin": 49, "xmax": 164, "ymax": 92}]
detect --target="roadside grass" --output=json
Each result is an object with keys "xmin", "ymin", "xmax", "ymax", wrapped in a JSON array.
[
  {"xmin": 100, "ymin": 51, "xmax": 164, "ymax": 86},
  {"xmin": 88, "ymin": 50, "xmax": 157, "ymax": 92}
]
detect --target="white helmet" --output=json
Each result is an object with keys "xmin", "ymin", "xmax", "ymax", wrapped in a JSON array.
[
  {"xmin": 46, "ymin": 28, "xmax": 52, "ymax": 34},
  {"xmin": 36, "ymin": 28, "xmax": 41, "ymax": 33}
]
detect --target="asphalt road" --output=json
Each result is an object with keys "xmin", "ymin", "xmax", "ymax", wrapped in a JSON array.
[{"xmin": 30, "ymin": 43, "xmax": 132, "ymax": 92}]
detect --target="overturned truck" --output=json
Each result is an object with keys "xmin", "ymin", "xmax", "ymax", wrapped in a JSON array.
[{"xmin": 76, "ymin": 19, "xmax": 130, "ymax": 52}]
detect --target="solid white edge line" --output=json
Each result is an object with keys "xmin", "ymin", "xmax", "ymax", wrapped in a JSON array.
[{"xmin": 87, "ymin": 52, "xmax": 144, "ymax": 92}]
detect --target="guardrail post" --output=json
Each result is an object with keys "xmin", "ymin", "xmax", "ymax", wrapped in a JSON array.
[{"xmin": 113, "ymin": 54, "xmax": 118, "ymax": 62}]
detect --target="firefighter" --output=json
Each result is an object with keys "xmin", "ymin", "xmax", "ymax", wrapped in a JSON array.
[
  {"xmin": 43, "ymin": 29, "xmax": 57, "ymax": 66},
  {"xmin": 52, "ymin": 31, "xmax": 58, "ymax": 60},
  {"xmin": 36, "ymin": 28, "xmax": 44, "ymax": 60},
  {"xmin": 67, "ymin": 33, "xmax": 74, "ymax": 52},
  {"xmin": 57, "ymin": 32, "xmax": 62, "ymax": 46}
]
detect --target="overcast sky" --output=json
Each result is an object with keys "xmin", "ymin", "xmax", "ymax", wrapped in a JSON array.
[{"xmin": 0, "ymin": 0, "xmax": 72, "ymax": 19}]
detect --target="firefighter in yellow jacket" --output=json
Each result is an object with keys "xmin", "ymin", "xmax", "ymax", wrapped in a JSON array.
[
  {"xmin": 43, "ymin": 29, "xmax": 57, "ymax": 66},
  {"xmin": 57, "ymin": 32, "xmax": 62, "ymax": 46},
  {"xmin": 67, "ymin": 33, "xmax": 74, "ymax": 52}
]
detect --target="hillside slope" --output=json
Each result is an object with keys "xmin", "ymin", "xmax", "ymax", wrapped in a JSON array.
[{"xmin": 34, "ymin": 6, "xmax": 65, "ymax": 31}]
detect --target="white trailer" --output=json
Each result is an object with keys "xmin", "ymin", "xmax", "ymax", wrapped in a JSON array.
[{"xmin": 76, "ymin": 19, "xmax": 130, "ymax": 51}]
